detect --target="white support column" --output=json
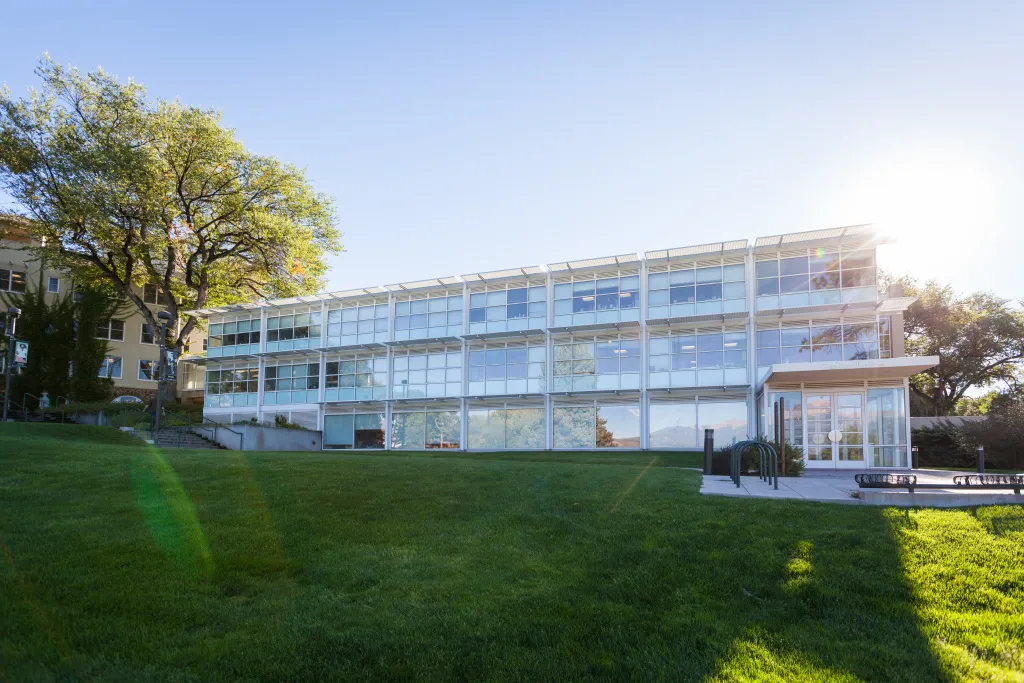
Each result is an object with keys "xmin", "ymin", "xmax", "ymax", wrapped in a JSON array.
[
  {"xmin": 259, "ymin": 308, "xmax": 268, "ymax": 354},
  {"xmin": 317, "ymin": 350, "xmax": 326, "ymax": 431},
  {"xmin": 639, "ymin": 256, "xmax": 649, "ymax": 450},
  {"xmin": 459, "ymin": 397, "xmax": 468, "ymax": 451},
  {"xmin": 384, "ymin": 400, "xmax": 393, "ymax": 450},
  {"xmin": 256, "ymin": 355, "xmax": 267, "ymax": 423},
  {"xmin": 744, "ymin": 246, "xmax": 757, "ymax": 440},
  {"xmin": 545, "ymin": 269, "xmax": 554, "ymax": 450},
  {"xmin": 904, "ymin": 376, "xmax": 912, "ymax": 468}
]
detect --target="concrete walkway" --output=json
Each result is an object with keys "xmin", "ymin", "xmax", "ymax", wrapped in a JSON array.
[{"xmin": 700, "ymin": 468, "xmax": 1024, "ymax": 507}]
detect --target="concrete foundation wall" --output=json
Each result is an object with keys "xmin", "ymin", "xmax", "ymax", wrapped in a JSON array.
[{"xmin": 196, "ymin": 424, "xmax": 322, "ymax": 451}]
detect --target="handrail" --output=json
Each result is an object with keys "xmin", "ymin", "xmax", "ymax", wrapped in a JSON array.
[
  {"xmin": 22, "ymin": 392, "xmax": 41, "ymax": 422},
  {"xmin": 196, "ymin": 417, "xmax": 244, "ymax": 451}
]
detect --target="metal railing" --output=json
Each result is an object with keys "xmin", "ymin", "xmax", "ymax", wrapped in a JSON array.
[{"xmin": 193, "ymin": 418, "xmax": 244, "ymax": 451}]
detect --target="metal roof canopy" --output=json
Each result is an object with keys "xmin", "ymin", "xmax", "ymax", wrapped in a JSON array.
[
  {"xmin": 547, "ymin": 252, "xmax": 641, "ymax": 273},
  {"xmin": 461, "ymin": 264, "xmax": 546, "ymax": 283},
  {"xmin": 754, "ymin": 224, "xmax": 892, "ymax": 251},
  {"xmin": 646, "ymin": 311, "xmax": 749, "ymax": 328},
  {"xmin": 754, "ymin": 296, "xmax": 917, "ymax": 321},
  {"xmin": 546, "ymin": 320, "xmax": 642, "ymax": 335},
  {"xmin": 762, "ymin": 356, "xmax": 939, "ymax": 384},
  {"xmin": 645, "ymin": 239, "xmax": 749, "ymax": 263},
  {"xmin": 385, "ymin": 275, "xmax": 462, "ymax": 293}
]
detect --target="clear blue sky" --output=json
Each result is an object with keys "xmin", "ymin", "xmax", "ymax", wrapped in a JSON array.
[{"xmin": 2, "ymin": 1, "xmax": 1022, "ymax": 298}]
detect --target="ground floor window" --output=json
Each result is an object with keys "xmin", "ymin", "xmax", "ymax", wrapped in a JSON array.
[
  {"xmin": 468, "ymin": 406, "xmax": 545, "ymax": 449},
  {"xmin": 648, "ymin": 401, "xmax": 748, "ymax": 449},
  {"xmin": 323, "ymin": 413, "xmax": 385, "ymax": 449},
  {"xmin": 866, "ymin": 387, "xmax": 907, "ymax": 467},
  {"xmin": 98, "ymin": 356, "xmax": 122, "ymax": 379},
  {"xmin": 391, "ymin": 410, "xmax": 461, "ymax": 449},
  {"xmin": 553, "ymin": 403, "xmax": 641, "ymax": 449}
]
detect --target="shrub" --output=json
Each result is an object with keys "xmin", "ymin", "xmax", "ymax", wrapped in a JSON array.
[{"xmin": 710, "ymin": 439, "xmax": 804, "ymax": 477}]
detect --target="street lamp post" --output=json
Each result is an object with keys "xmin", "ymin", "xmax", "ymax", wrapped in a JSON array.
[
  {"xmin": 2, "ymin": 306, "xmax": 22, "ymax": 422},
  {"xmin": 153, "ymin": 311, "xmax": 172, "ymax": 441}
]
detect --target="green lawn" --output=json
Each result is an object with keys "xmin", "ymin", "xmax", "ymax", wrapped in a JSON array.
[{"xmin": 1, "ymin": 424, "xmax": 1022, "ymax": 681}]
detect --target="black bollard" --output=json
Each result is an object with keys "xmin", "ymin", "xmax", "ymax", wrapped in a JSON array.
[
  {"xmin": 703, "ymin": 428, "xmax": 714, "ymax": 475},
  {"xmin": 977, "ymin": 445, "xmax": 985, "ymax": 474}
]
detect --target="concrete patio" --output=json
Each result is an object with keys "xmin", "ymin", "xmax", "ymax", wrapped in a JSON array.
[{"xmin": 700, "ymin": 468, "xmax": 1024, "ymax": 507}]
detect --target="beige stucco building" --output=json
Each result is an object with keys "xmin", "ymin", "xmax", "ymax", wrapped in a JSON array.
[{"xmin": 0, "ymin": 214, "xmax": 205, "ymax": 402}]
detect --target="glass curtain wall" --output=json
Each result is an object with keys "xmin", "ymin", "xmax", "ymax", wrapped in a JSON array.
[
  {"xmin": 392, "ymin": 347, "xmax": 462, "ymax": 398},
  {"xmin": 765, "ymin": 391, "xmax": 803, "ymax": 449},
  {"xmin": 553, "ymin": 402, "xmax": 641, "ymax": 449},
  {"xmin": 866, "ymin": 387, "xmax": 908, "ymax": 467},
  {"xmin": 323, "ymin": 412, "xmax": 386, "ymax": 449},
  {"xmin": 648, "ymin": 329, "xmax": 747, "ymax": 388},
  {"xmin": 207, "ymin": 316, "xmax": 262, "ymax": 357},
  {"xmin": 467, "ymin": 341, "xmax": 546, "ymax": 395},
  {"xmin": 266, "ymin": 309, "xmax": 322, "ymax": 352},
  {"xmin": 391, "ymin": 410, "xmax": 462, "ymax": 449},
  {"xmin": 648, "ymin": 401, "xmax": 748, "ymax": 448},
  {"xmin": 263, "ymin": 360, "xmax": 320, "ymax": 405},
  {"xmin": 552, "ymin": 336, "xmax": 641, "ymax": 391},
  {"xmin": 325, "ymin": 353, "xmax": 388, "ymax": 401},
  {"xmin": 756, "ymin": 317, "xmax": 892, "ymax": 379},
  {"xmin": 326, "ymin": 301, "xmax": 388, "ymax": 346},
  {"xmin": 468, "ymin": 284, "xmax": 546, "ymax": 334},
  {"xmin": 394, "ymin": 293, "xmax": 463, "ymax": 340},
  {"xmin": 552, "ymin": 274, "xmax": 640, "ymax": 327},
  {"xmin": 755, "ymin": 248, "xmax": 877, "ymax": 310},
  {"xmin": 647, "ymin": 262, "xmax": 745, "ymax": 319},
  {"xmin": 204, "ymin": 364, "xmax": 259, "ymax": 408},
  {"xmin": 467, "ymin": 405, "xmax": 546, "ymax": 449}
]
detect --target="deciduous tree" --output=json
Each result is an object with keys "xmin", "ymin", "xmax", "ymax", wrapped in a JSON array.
[{"xmin": 0, "ymin": 56, "xmax": 340, "ymax": 354}]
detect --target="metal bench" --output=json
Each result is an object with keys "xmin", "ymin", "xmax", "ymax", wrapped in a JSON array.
[{"xmin": 855, "ymin": 473, "xmax": 1023, "ymax": 494}]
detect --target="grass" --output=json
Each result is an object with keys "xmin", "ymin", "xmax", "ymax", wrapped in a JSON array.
[{"xmin": 1, "ymin": 423, "xmax": 1022, "ymax": 681}]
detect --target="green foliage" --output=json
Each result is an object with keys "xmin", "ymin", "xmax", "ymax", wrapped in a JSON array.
[
  {"xmin": 893, "ymin": 275, "xmax": 1024, "ymax": 416},
  {"xmin": 0, "ymin": 56, "xmax": 341, "ymax": 353},
  {"xmin": 1, "ymin": 424, "xmax": 1021, "ymax": 680},
  {"xmin": 272, "ymin": 414, "xmax": 307, "ymax": 430},
  {"xmin": 714, "ymin": 439, "xmax": 805, "ymax": 477},
  {"xmin": 1, "ymin": 275, "xmax": 126, "ymax": 405}
]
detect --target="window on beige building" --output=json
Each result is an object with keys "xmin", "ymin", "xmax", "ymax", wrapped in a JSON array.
[{"xmin": 96, "ymin": 319, "xmax": 125, "ymax": 341}]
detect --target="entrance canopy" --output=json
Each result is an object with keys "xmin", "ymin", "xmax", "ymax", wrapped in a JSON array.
[{"xmin": 763, "ymin": 356, "xmax": 939, "ymax": 385}]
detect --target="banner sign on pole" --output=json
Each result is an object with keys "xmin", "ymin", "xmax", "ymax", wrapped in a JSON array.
[{"xmin": 13, "ymin": 341, "xmax": 28, "ymax": 365}]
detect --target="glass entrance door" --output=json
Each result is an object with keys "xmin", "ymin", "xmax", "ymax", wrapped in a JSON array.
[{"xmin": 803, "ymin": 392, "xmax": 866, "ymax": 468}]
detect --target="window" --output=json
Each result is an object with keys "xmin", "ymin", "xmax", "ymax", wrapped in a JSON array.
[
  {"xmin": 98, "ymin": 356, "xmax": 122, "ymax": 379},
  {"xmin": 393, "ymin": 293, "xmax": 462, "ymax": 341},
  {"xmin": 47, "ymin": 277, "xmax": 60, "ymax": 293},
  {"xmin": 263, "ymin": 361, "xmax": 320, "ymax": 405},
  {"xmin": 323, "ymin": 413, "xmax": 385, "ymax": 449},
  {"xmin": 207, "ymin": 317, "xmax": 261, "ymax": 357},
  {"xmin": 468, "ymin": 405, "xmax": 546, "ymax": 449},
  {"xmin": 141, "ymin": 323, "xmax": 156, "ymax": 345},
  {"xmin": 648, "ymin": 329, "xmax": 747, "ymax": 388},
  {"xmin": 392, "ymin": 347, "xmax": 461, "ymax": 399},
  {"xmin": 96, "ymin": 319, "xmax": 125, "ymax": 341},
  {"xmin": 647, "ymin": 262, "xmax": 745, "ymax": 319},
  {"xmin": 143, "ymin": 283, "xmax": 168, "ymax": 305},
  {"xmin": 266, "ymin": 310, "xmax": 322, "ymax": 351},
  {"xmin": 866, "ymin": 388, "xmax": 908, "ymax": 467},
  {"xmin": 325, "ymin": 353, "xmax": 388, "ymax": 401},
  {"xmin": 326, "ymin": 300, "xmax": 388, "ymax": 347},
  {"xmin": 765, "ymin": 391, "xmax": 803, "ymax": 447},
  {"xmin": 756, "ymin": 318, "xmax": 889, "ymax": 377},
  {"xmin": 648, "ymin": 401, "xmax": 747, "ymax": 448},
  {"xmin": 204, "ymin": 364, "xmax": 259, "ymax": 407},
  {"xmin": 138, "ymin": 360, "xmax": 160, "ymax": 381},
  {"xmin": 392, "ymin": 410, "xmax": 461, "ymax": 449},
  {"xmin": 467, "ymin": 341, "xmax": 545, "ymax": 395},
  {"xmin": 553, "ymin": 402, "xmax": 641, "ymax": 448},
  {"xmin": 0, "ymin": 269, "xmax": 27, "ymax": 293},
  {"xmin": 468, "ymin": 283, "xmax": 546, "ymax": 334},
  {"xmin": 755, "ymin": 248, "xmax": 878, "ymax": 310},
  {"xmin": 552, "ymin": 335, "xmax": 641, "ymax": 392},
  {"xmin": 552, "ymin": 274, "xmax": 639, "ymax": 326}
]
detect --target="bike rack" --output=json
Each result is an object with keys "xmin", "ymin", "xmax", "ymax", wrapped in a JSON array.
[{"xmin": 729, "ymin": 440, "xmax": 779, "ymax": 490}]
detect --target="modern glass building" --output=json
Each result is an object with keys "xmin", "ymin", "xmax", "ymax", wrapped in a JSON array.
[{"xmin": 187, "ymin": 225, "xmax": 937, "ymax": 468}]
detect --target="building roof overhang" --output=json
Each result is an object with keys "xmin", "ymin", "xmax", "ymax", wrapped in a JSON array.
[
  {"xmin": 762, "ymin": 356, "xmax": 939, "ymax": 385},
  {"xmin": 753, "ymin": 224, "xmax": 893, "ymax": 253},
  {"xmin": 644, "ymin": 239, "xmax": 749, "ymax": 264}
]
